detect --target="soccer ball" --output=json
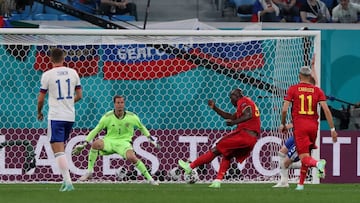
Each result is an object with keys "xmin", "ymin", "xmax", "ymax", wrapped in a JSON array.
[
  {"xmin": 168, "ymin": 167, "xmax": 182, "ymax": 181},
  {"xmin": 184, "ymin": 170, "xmax": 199, "ymax": 184},
  {"xmin": 115, "ymin": 166, "xmax": 128, "ymax": 180}
]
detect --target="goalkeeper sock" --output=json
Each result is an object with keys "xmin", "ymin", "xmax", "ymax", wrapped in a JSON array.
[
  {"xmin": 216, "ymin": 157, "xmax": 230, "ymax": 180},
  {"xmin": 190, "ymin": 151, "xmax": 216, "ymax": 169},
  {"xmin": 135, "ymin": 160, "xmax": 152, "ymax": 181},
  {"xmin": 88, "ymin": 148, "xmax": 99, "ymax": 172},
  {"xmin": 55, "ymin": 152, "xmax": 72, "ymax": 184}
]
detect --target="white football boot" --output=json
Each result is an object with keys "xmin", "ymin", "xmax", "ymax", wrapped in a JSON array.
[{"xmin": 79, "ymin": 172, "xmax": 93, "ymax": 181}]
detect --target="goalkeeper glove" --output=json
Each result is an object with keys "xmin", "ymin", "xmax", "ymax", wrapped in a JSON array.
[
  {"xmin": 72, "ymin": 141, "xmax": 88, "ymax": 155},
  {"xmin": 148, "ymin": 136, "xmax": 160, "ymax": 149}
]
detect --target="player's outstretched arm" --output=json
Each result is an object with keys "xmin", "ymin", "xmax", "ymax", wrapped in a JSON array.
[
  {"xmin": 72, "ymin": 141, "xmax": 88, "ymax": 155},
  {"xmin": 310, "ymin": 54, "xmax": 319, "ymax": 86},
  {"xmin": 208, "ymin": 99, "xmax": 234, "ymax": 119},
  {"xmin": 72, "ymin": 121, "xmax": 103, "ymax": 155},
  {"xmin": 148, "ymin": 136, "xmax": 161, "ymax": 149},
  {"xmin": 320, "ymin": 101, "xmax": 338, "ymax": 143}
]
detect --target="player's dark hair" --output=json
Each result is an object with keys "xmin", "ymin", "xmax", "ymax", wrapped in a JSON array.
[
  {"xmin": 113, "ymin": 95, "xmax": 125, "ymax": 103},
  {"xmin": 230, "ymin": 88, "xmax": 243, "ymax": 97},
  {"xmin": 50, "ymin": 48, "xmax": 65, "ymax": 64}
]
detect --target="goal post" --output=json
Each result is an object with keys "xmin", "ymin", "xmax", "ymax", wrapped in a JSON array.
[{"xmin": 0, "ymin": 29, "xmax": 321, "ymax": 183}]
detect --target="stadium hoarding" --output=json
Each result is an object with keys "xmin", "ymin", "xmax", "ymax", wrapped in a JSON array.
[
  {"xmin": 319, "ymin": 131, "xmax": 360, "ymax": 183},
  {"xmin": 0, "ymin": 129, "xmax": 358, "ymax": 183}
]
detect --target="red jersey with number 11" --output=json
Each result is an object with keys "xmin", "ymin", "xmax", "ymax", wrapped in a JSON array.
[{"xmin": 284, "ymin": 82, "xmax": 326, "ymax": 123}]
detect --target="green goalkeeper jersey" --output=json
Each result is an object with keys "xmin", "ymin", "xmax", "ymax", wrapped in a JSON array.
[{"xmin": 85, "ymin": 110, "xmax": 150, "ymax": 143}]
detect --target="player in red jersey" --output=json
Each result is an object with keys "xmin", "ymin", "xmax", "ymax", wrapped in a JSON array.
[
  {"xmin": 178, "ymin": 88, "xmax": 261, "ymax": 188},
  {"xmin": 280, "ymin": 66, "xmax": 338, "ymax": 190}
]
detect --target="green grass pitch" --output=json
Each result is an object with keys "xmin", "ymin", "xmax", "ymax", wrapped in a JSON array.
[{"xmin": 1, "ymin": 183, "xmax": 359, "ymax": 203}]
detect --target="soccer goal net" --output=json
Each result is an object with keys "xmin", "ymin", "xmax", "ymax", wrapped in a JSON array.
[{"xmin": 0, "ymin": 29, "xmax": 320, "ymax": 184}]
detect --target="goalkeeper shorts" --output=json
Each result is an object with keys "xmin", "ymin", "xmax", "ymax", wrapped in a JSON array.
[{"xmin": 100, "ymin": 139, "xmax": 133, "ymax": 158}]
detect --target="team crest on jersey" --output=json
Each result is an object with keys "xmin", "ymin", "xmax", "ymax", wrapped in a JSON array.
[{"xmin": 125, "ymin": 123, "xmax": 130, "ymax": 128}]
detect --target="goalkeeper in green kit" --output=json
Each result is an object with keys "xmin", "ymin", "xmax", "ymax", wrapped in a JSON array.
[{"xmin": 72, "ymin": 95, "xmax": 160, "ymax": 185}]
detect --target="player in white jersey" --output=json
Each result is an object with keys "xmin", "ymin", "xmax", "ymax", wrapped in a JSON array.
[{"xmin": 37, "ymin": 48, "xmax": 82, "ymax": 192}]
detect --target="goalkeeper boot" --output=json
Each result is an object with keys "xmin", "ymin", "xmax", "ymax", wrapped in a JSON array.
[
  {"xmin": 178, "ymin": 160, "xmax": 192, "ymax": 175},
  {"xmin": 59, "ymin": 182, "xmax": 74, "ymax": 192},
  {"xmin": 149, "ymin": 179, "xmax": 159, "ymax": 186},
  {"xmin": 79, "ymin": 172, "xmax": 93, "ymax": 181},
  {"xmin": 295, "ymin": 184, "xmax": 304, "ymax": 191},
  {"xmin": 316, "ymin": 159, "xmax": 326, "ymax": 179},
  {"xmin": 272, "ymin": 182, "xmax": 289, "ymax": 188},
  {"xmin": 208, "ymin": 179, "xmax": 221, "ymax": 188}
]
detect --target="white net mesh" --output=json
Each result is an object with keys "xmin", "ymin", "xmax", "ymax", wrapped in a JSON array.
[{"xmin": 0, "ymin": 29, "xmax": 319, "ymax": 183}]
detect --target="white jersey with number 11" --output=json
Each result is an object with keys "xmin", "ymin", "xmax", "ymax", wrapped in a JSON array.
[{"xmin": 40, "ymin": 66, "xmax": 81, "ymax": 122}]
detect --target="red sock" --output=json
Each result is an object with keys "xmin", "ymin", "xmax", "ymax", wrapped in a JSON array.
[
  {"xmin": 299, "ymin": 164, "xmax": 308, "ymax": 185},
  {"xmin": 190, "ymin": 151, "xmax": 216, "ymax": 169},
  {"xmin": 301, "ymin": 156, "xmax": 317, "ymax": 167},
  {"xmin": 216, "ymin": 158, "xmax": 230, "ymax": 180}
]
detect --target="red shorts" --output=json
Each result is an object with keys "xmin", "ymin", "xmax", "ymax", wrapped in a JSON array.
[
  {"xmin": 215, "ymin": 130, "xmax": 257, "ymax": 163},
  {"xmin": 293, "ymin": 120, "xmax": 318, "ymax": 154}
]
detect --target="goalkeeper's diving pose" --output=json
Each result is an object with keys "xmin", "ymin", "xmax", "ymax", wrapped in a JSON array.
[{"xmin": 72, "ymin": 95, "xmax": 160, "ymax": 185}]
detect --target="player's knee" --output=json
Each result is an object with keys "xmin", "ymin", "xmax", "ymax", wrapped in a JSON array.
[
  {"xmin": 278, "ymin": 147, "xmax": 288, "ymax": 154},
  {"xmin": 91, "ymin": 140, "xmax": 104, "ymax": 150},
  {"xmin": 278, "ymin": 151, "xmax": 286, "ymax": 158},
  {"xmin": 283, "ymin": 159, "xmax": 292, "ymax": 168},
  {"xmin": 125, "ymin": 150, "xmax": 138, "ymax": 163},
  {"xmin": 127, "ymin": 156, "xmax": 138, "ymax": 164}
]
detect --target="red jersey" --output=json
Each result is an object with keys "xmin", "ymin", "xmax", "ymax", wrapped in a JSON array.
[
  {"xmin": 284, "ymin": 82, "xmax": 327, "ymax": 123},
  {"xmin": 235, "ymin": 96, "xmax": 261, "ymax": 134}
]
